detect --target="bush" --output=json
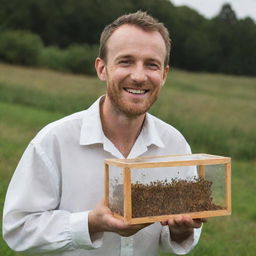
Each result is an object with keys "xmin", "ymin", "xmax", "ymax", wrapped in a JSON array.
[
  {"xmin": 0, "ymin": 30, "xmax": 43, "ymax": 65},
  {"xmin": 39, "ymin": 44, "xmax": 98, "ymax": 75},
  {"xmin": 39, "ymin": 46, "xmax": 68, "ymax": 71},
  {"xmin": 64, "ymin": 44, "xmax": 98, "ymax": 75},
  {"xmin": 0, "ymin": 29, "xmax": 98, "ymax": 75}
]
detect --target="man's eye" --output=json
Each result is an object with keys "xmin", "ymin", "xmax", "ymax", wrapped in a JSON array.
[
  {"xmin": 147, "ymin": 63, "xmax": 159, "ymax": 69},
  {"xmin": 119, "ymin": 60, "xmax": 131, "ymax": 65}
]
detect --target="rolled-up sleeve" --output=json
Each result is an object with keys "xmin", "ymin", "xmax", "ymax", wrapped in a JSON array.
[{"xmin": 2, "ymin": 142, "xmax": 102, "ymax": 253}]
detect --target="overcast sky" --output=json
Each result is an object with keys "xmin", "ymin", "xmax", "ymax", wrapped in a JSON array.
[{"xmin": 171, "ymin": 0, "xmax": 256, "ymax": 21}]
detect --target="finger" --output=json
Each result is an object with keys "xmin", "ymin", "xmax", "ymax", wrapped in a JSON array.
[
  {"xmin": 107, "ymin": 216, "xmax": 150, "ymax": 231},
  {"xmin": 122, "ymin": 222, "xmax": 151, "ymax": 232},
  {"xmin": 173, "ymin": 215, "xmax": 190, "ymax": 225},
  {"xmin": 107, "ymin": 216, "xmax": 130, "ymax": 230},
  {"xmin": 167, "ymin": 218, "xmax": 176, "ymax": 227},
  {"xmin": 170, "ymin": 215, "xmax": 196, "ymax": 229},
  {"xmin": 161, "ymin": 220, "xmax": 168, "ymax": 226},
  {"xmin": 173, "ymin": 216, "xmax": 185, "ymax": 227},
  {"xmin": 167, "ymin": 216, "xmax": 183, "ymax": 228},
  {"xmin": 182, "ymin": 216, "xmax": 203, "ymax": 229},
  {"xmin": 194, "ymin": 218, "xmax": 207, "ymax": 223}
]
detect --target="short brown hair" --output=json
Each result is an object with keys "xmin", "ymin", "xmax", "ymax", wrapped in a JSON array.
[{"xmin": 99, "ymin": 11, "xmax": 171, "ymax": 66}]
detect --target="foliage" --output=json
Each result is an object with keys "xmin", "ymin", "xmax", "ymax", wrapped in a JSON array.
[
  {"xmin": 0, "ymin": 30, "xmax": 43, "ymax": 65},
  {"xmin": 64, "ymin": 44, "xmax": 98, "ymax": 75},
  {"xmin": 0, "ymin": 0, "xmax": 256, "ymax": 76},
  {"xmin": 38, "ymin": 46, "xmax": 67, "ymax": 71},
  {"xmin": 217, "ymin": 3, "xmax": 237, "ymax": 24},
  {"xmin": 38, "ymin": 44, "xmax": 98, "ymax": 75}
]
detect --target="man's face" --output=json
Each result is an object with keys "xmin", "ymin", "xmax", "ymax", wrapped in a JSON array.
[{"xmin": 96, "ymin": 24, "xmax": 169, "ymax": 117}]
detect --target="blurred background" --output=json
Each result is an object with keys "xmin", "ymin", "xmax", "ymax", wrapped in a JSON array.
[
  {"xmin": 0, "ymin": 0, "xmax": 256, "ymax": 76},
  {"xmin": 0, "ymin": 0, "xmax": 255, "ymax": 255}
]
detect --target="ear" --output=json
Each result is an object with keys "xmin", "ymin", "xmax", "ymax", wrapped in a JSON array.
[
  {"xmin": 161, "ymin": 65, "xmax": 169, "ymax": 86},
  {"xmin": 95, "ymin": 57, "xmax": 107, "ymax": 81}
]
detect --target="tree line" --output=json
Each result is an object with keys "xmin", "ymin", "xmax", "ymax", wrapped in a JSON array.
[{"xmin": 0, "ymin": 0, "xmax": 256, "ymax": 76}]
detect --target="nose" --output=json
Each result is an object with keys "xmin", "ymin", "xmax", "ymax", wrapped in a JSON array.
[{"xmin": 130, "ymin": 64, "xmax": 147, "ymax": 84}]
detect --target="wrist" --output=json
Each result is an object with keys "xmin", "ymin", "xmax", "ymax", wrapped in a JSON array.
[
  {"xmin": 169, "ymin": 227, "xmax": 193, "ymax": 243},
  {"xmin": 88, "ymin": 211, "xmax": 101, "ymax": 235}
]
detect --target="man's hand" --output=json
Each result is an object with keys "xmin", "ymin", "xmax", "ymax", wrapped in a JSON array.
[
  {"xmin": 161, "ymin": 215, "xmax": 207, "ymax": 243},
  {"xmin": 88, "ymin": 200, "xmax": 151, "ymax": 237}
]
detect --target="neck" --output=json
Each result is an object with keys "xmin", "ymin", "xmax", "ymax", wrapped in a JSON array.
[{"xmin": 100, "ymin": 96, "xmax": 145, "ymax": 158}]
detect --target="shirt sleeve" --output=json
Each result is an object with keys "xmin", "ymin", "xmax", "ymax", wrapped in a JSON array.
[
  {"xmin": 160, "ymin": 225, "xmax": 202, "ymax": 255},
  {"xmin": 2, "ymin": 142, "xmax": 103, "ymax": 253}
]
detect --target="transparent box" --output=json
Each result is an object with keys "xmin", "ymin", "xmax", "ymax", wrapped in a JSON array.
[{"xmin": 104, "ymin": 154, "xmax": 231, "ymax": 224}]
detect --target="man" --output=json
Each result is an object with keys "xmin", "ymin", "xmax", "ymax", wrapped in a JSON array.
[{"xmin": 3, "ymin": 11, "xmax": 205, "ymax": 256}]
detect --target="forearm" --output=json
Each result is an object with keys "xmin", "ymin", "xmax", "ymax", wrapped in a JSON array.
[
  {"xmin": 3, "ymin": 210, "xmax": 72, "ymax": 252},
  {"xmin": 3, "ymin": 209, "xmax": 100, "ymax": 253}
]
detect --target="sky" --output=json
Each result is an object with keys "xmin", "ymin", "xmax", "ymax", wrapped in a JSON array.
[{"xmin": 171, "ymin": 0, "xmax": 256, "ymax": 21}]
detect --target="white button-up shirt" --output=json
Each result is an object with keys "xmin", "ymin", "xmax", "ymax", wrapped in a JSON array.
[{"xmin": 3, "ymin": 97, "xmax": 201, "ymax": 256}]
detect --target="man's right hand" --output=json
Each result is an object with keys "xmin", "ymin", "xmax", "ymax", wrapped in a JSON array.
[{"xmin": 88, "ymin": 200, "xmax": 150, "ymax": 237}]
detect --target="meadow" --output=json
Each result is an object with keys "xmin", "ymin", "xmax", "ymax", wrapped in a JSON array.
[{"xmin": 0, "ymin": 63, "xmax": 256, "ymax": 255}]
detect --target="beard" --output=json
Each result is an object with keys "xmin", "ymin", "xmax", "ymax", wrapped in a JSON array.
[{"xmin": 107, "ymin": 82, "xmax": 160, "ymax": 118}]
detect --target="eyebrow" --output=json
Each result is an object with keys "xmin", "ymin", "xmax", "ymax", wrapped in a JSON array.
[
  {"xmin": 115, "ymin": 55, "xmax": 162, "ymax": 65},
  {"xmin": 115, "ymin": 55, "xmax": 133, "ymax": 61}
]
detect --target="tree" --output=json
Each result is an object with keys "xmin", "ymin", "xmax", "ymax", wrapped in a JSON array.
[
  {"xmin": 0, "ymin": 0, "xmax": 256, "ymax": 76},
  {"xmin": 216, "ymin": 3, "xmax": 237, "ymax": 24}
]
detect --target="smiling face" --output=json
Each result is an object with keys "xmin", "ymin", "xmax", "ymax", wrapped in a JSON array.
[{"xmin": 96, "ymin": 24, "xmax": 169, "ymax": 118}]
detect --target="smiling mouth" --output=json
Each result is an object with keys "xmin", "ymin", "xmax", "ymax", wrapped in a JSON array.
[{"xmin": 124, "ymin": 88, "xmax": 149, "ymax": 95}]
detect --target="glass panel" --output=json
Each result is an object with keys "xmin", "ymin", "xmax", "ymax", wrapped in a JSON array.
[
  {"xmin": 204, "ymin": 164, "xmax": 226, "ymax": 209},
  {"xmin": 131, "ymin": 166, "xmax": 198, "ymax": 218},
  {"xmin": 130, "ymin": 164, "xmax": 226, "ymax": 218},
  {"xmin": 109, "ymin": 166, "xmax": 124, "ymax": 216}
]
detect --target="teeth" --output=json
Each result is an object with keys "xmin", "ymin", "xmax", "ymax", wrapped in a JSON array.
[{"xmin": 126, "ymin": 88, "xmax": 146, "ymax": 94}]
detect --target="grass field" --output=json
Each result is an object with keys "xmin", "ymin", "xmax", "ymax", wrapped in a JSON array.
[{"xmin": 0, "ymin": 63, "xmax": 256, "ymax": 255}]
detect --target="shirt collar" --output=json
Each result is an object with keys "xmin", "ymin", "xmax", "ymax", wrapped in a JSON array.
[
  {"xmin": 141, "ymin": 113, "xmax": 165, "ymax": 149},
  {"xmin": 79, "ymin": 96, "xmax": 105, "ymax": 145},
  {"xmin": 79, "ymin": 96, "xmax": 164, "ymax": 156}
]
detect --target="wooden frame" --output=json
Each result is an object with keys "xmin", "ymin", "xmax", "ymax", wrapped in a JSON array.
[{"xmin": 104, "ymin": 153, "xmax": 231, "ymax": 224}]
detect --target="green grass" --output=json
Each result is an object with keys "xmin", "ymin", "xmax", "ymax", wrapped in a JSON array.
[
  {"xmin": 0, "ymin": 63, "xmax": 256, "ymax": 255},
  {"xmin": 151, "ymin": 69, "xmax": 256, "ymax": 160}
]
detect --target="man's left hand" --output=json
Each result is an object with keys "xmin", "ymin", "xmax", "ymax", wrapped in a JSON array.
[{"xmin": 161, "ymin": 215, "xmax": 207, "ymax": 243}]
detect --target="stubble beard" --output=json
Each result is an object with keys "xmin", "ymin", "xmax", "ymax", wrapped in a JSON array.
[
  {"xmin": 107, "ymin": 84, "xmax": 159, "ymax": 118},
  {"xmin": 104, "ymin": 67, "xmax": 161, "ymax": 118}
]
